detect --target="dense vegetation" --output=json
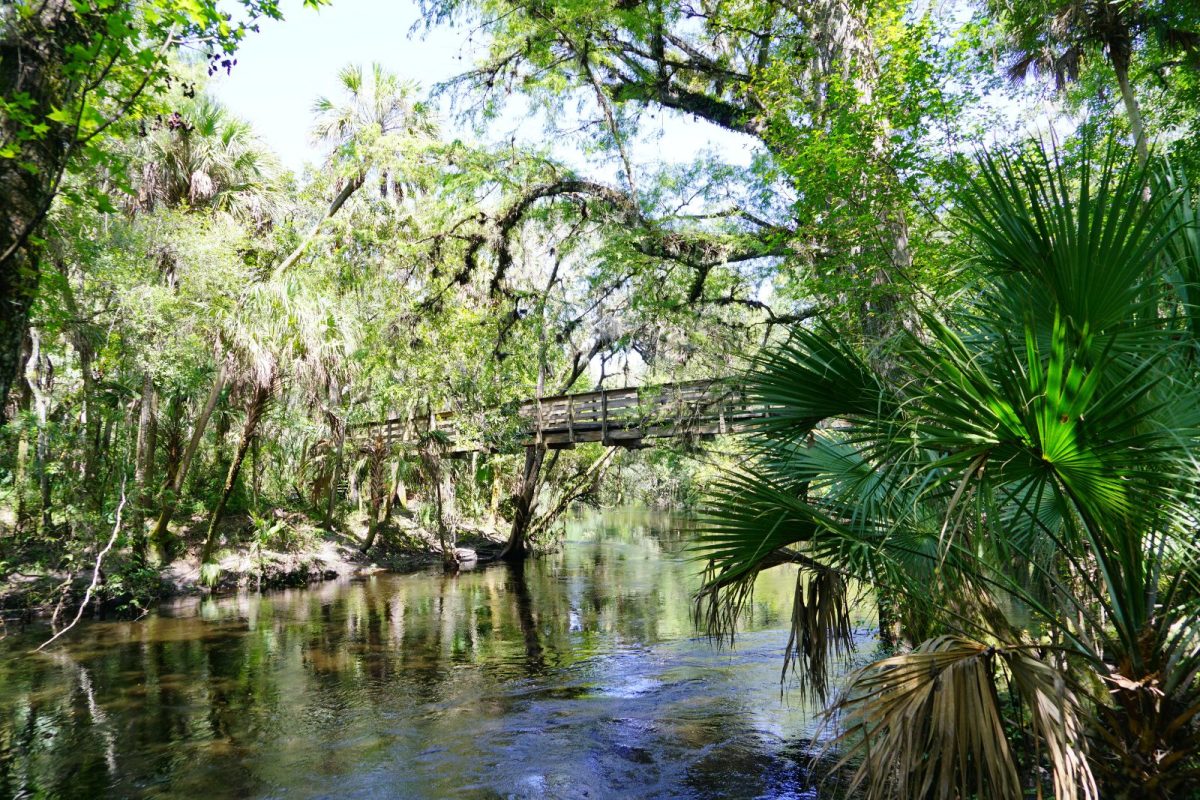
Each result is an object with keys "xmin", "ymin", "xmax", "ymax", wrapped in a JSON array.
[{"xmin": 3, "ymin": 0, "xmax": 1200, "ymax": 797}]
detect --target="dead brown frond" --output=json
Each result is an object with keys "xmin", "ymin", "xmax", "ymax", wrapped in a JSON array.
[
  {"xmin": 825, "ymin": 636, "xmax": 1024, "ymax": 800},
  {"xmin": 693, "ymin": 558, "xmax": 757, "ymax": 646},
  {"xmin": 783, "ymin": 566, "xmax": 853, "ymax": 702},
  {"xmin": 694, "ymin": 559, "xmax": 855, "ymax": 704},
  {"xmin": 822, "ymin": 636, "xmax": 1097, "ymax": 800},
  {"xmin": 1003, "ymin": 650, "xmax": 1096, "ymax": 800}
]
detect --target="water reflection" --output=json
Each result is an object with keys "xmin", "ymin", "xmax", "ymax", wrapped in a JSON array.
[{"xmin": 0, "ymin": 509, "xmax": 871, "ymax": 799}]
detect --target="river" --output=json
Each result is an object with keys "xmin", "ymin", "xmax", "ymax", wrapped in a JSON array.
[{"xmin": 0, "ymin": 509, "xmax": 872, "ymax": 799}]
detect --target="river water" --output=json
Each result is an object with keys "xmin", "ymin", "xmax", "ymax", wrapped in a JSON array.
[{"xmin": 0, "ymin": 509, "xmax": 871, "ymax": 799}]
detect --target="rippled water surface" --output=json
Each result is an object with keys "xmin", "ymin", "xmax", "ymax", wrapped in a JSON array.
[{"xmin": 0, "ymin": 509, "xmax": 871, "ymax": 799}]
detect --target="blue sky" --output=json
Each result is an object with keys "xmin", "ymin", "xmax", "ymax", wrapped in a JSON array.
[
  {"xmin": 209, "ymin": 0, "xmax": 757, "ymax": 176},
  {"xmin": 211, "ymin": 0, "xmax": 465, "ymax": 170}
]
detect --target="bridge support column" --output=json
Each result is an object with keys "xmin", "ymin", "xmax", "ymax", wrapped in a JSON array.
[{"xmin": 500, "ymin": 444, "xmax": 546, "ymax": 561}]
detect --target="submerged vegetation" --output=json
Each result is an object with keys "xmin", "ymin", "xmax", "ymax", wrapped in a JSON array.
[{"xmin": 3, "ymin": 0, "xmax": 1200, "ymax": 797}]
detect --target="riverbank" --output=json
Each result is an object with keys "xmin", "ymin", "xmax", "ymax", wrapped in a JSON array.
[{"xmin": 0, "ymin": 508, "xmax": 510, "ymax": 621}]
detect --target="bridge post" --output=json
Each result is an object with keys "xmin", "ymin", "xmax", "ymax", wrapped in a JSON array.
[
  {"xmin": 567, "ymin": 395, "xmax": 575, "ymax": 444},
  {"xmin": 535, "ymin": 396, "xmax": 543, "ymax": 445},
  {"xmin": 601, "ymin": 390, "xmax": 609, "ymax": 445}
]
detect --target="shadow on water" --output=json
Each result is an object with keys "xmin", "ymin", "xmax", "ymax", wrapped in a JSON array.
[{"xmin": 0, "ymin": 508, "xmax": 873, "ymax": 799}]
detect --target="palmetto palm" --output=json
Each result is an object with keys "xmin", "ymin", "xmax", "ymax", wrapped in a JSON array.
[
  {"xmin": 992, "ymin": 0, "xmax": 1200, "ymax": 165},
  {"xmin": 311, "ymin": 63, "xmax": 435, "ymax": 161},
  {"xmin": 696, "ymin": 144, "xmax": 1200, "ymax": 798},
  {"xmin": 273, "ymin": 63, "xmax": 438, "ymax": 278},
  {"xmin": 132, "ymin": 94, "xmax": 280, "ymax": 221},
  {"xmin": 310, "ymin": 61, "xmax": 439, "ymax": 211},
  {"xmin": 198, "ymin": 273, "xmax": 359, "ymax": 568}
]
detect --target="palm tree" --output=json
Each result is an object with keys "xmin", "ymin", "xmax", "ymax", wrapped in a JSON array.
[
  {"xmin": 273, "ymin": 63, "xmax": 437, "ymax": 277},
  {"xmin": 132, "ymin": 94, "xmax": 281, "ymax": 221},
  {"xmin": 993, "ymin": 0, "xmax": 1200, "ymax": 165},
  {"xmin": 135, "ymin": 94, "xmax": 282, "ymax": 560},
  {"xmin": 695, "ymin": 142, "xmax": 1200, "ymax": 798},
  {"xmin": 197, "ymin": 275, "xmax": 358, "ymax": 571}
]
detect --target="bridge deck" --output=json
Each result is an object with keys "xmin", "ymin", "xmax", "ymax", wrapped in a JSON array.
[{"xmin": 351, "ymin": 379, "xmax": 769, "ymax": 453}]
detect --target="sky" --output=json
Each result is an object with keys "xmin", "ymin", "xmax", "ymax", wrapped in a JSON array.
[
  {"xmin": 209, "ymin": 0, "xmax": 757, "ymax": 176},
  {"xmin": 211, "ymin": 0, "xmax": 464, "ymax": 171}
]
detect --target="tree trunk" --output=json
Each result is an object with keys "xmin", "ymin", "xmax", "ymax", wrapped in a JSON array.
[
  {"xmin": 151, "ymin": 359, "xmax": 228, "ymax": 560},
  {"xmin": 14, "ymin": 416, "xmax": 31, "ymax": 536},
  {"xmin": 12, "ymin": 333, "xmax": 33, "ymax": 537},
  {"xmin": 488, "ymin": 459, "xmax": 504, "ymax": 527},
  {"xmin": 526, "ymin": 448, "xmax": 616, "ymax": 541},
  {"xmin": 429, "ymin": 448, "xmax": 460, "ymax": 573},
  {"xmin": 499, "ymin": 445, "xmax": 546, "ymax": 561},
  {"xmin": 360, "ymin": 438, "xmax": 388, "ymax": 555},
  {"xmin": 160, "ymin": 394, "xmax": 184, "ymax": 492},
  {"xmin": 200, "ymin": 380, "xmax": 271, "ymax": 564},
  {"xmin": 26, "ymin": 329, "xmax": 54, "ymax": 534},
  {"xmin": 144, "ymin": 387, "xmax": 158, "ymax": 500},
  {"xmin": 419, "ymin": 442, "xmax": 458, "ymax": 571},
  {"xmin": 272, "ymin": 174, "xmax": 365, "ymax": 279},
  {"xmin": 324, "ymin": 380, "xmax": 344, "ymax": 530},
  {"xmin": 75, "ymin": 332, "xmax": 100, "ymax": 505},
  {"xmin": 435, "ymin": 460, "xmax": 457, "ymax": 572},
  {"xmin": 1111, "ymin": 51, "xmax": 1149, "ymax": 166},
  {"xmin": 0, "ymin": 250, "xmax": 39, "ymax": 427},
  {"xmin": 0, "ymin": 2, "xmax": 95, "ymax": 419},
  {"xmin": 250, "ymin": 433, "xmax": 260, "ymax": 512},
  {"xmin": 381, "ymin": 460, "xmax": 405, "ymax": 521},
  {"xmin": 131, "ymin": 374, "xmax": 155, "ymax": 559},
  {"xmin": 95, "ymin": 411, "xmax": 115, "ymax": 503}
]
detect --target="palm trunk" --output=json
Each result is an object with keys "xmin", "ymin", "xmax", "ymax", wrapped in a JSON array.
[
  {"xmin": 130, "ymin": 374, "xmax": 155, "ymax": 559},
  {"xmin": 26, "ymin": 329, "xmax": 53, "ymax": 534},
  {"xmin": 151, "ymin": 359, "xmax": 228, "ymax": 560},
  {"xmin": 360, "ymin": 438, "xmax": 388, "ymax": 555},
  {"xmin": 200, "ymin": 380, "xmax": 271, "ymax": 564},
  {"xmin": 1110, "ymin": 52, "xmax": 1149, "ymax": 167},
  {"xmin": 324, "ymin": 380, "xmax": 344, "ymax": 530}
]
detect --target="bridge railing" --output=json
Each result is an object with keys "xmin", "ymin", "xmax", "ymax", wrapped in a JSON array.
[{"xmin": 349, "ymin": 378, "xmax": 773, "ymax": 452}]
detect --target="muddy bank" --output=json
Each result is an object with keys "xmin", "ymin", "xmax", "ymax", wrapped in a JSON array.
[{"xmin": 0, "ymin": 509, "xmax": 509, "ymax": 622}]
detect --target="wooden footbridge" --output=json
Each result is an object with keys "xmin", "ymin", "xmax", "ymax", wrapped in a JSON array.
[{"xmin": 350, "ymin": 378, "xmax": 770, "ymax": 453}]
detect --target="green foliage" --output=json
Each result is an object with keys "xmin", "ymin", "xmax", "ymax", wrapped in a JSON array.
[
  {"xmin": 697, "ymin": 140, "xmax": 1200, "ymax": 797},
  {"xmin": 100, "ymin": 559, "xmax": 164, "ymax": 614}
]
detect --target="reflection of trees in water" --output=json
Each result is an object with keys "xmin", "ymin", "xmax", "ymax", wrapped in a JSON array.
[
  {"xmin": 507, "ymin": 562, "xmax": 545, "ymax": 674},
  {"xmin": 0, "ymin": 513, "xmax": 808, "ymax": 799}
]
